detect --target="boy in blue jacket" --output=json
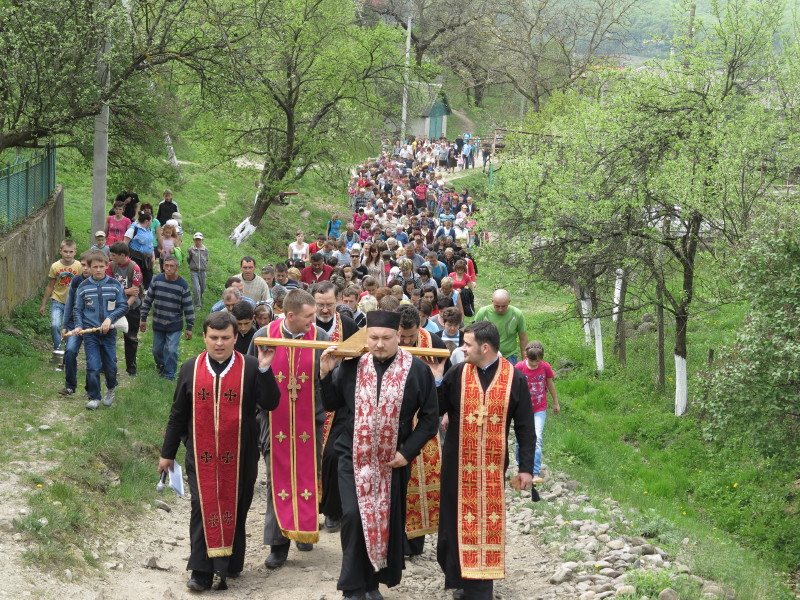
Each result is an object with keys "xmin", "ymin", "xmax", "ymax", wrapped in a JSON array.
[{"xmin": 71, "ymin": 250, "xmax": 128, "ymax": 410}]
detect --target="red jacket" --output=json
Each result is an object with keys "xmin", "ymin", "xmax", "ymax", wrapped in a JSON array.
[{"xmin": 300, "ymin": 264, "xmax": 333, "ymax": 284}]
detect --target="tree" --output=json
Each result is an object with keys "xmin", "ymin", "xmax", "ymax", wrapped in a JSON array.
[
  {"xmin": 0, "ymin": 0, "xmax": 237, "ymax": 152},
  {"xmin": 362, "ymin": 0, "xmax": 484, "ymax": 66},
  {"xmin": 483, "ymin": 0, "xmax": 799, "ymax": 414},
  {"xmin": 192, "ymin": 0, "xmax": 406, "ymax": 245},
  {"xmin": 488, "ymin": 0, "xmax": 638, "ymax": 111}
]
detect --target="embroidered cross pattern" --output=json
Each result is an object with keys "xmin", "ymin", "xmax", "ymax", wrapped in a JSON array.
[
  {"xmin": 208, "ymin": 513, "xmax": 220, "ymax": 527},
  {"xmin": 300, "ymin": 488, "xmax": 312, "ymax": 500},
  {"xmin": 200, "ymin": 451, "xmax": 213, "ymax": 464},
  {"xmin": 488, "ymin": 512, "xmax": 501, "ymax": 524},
  {"xmin": 463, "ymin": 512, "xmax": 476, "ymax": 523},
  {"xmin": 287, "ymin": 375, "xmax": 301, "ymax": 402},
  {"xmin": 297, "ymin": 372, "xmax": 310, "ymax": 383},
  {"xmin": 473, "ymin": 404, "xmax": 490, "ymax": 427},
  {"xmin": 276, "ymin": 431, "xmax": 287, "ymax": 443},
  {"xmin": 197, "ymin": 387, "xmax": 210, "ymax": 402},
  {"xmin": 220, "ymin": 451, "xmax": 234, "ymax": 464},
  {"xmin": 275, "ymin": 371, "xmax": 287, "ymax": 383},
  {"xmin": 222, "ymin": 511, "xmax": 234, "ymax": 525},
  {"xmin": 278, "ymin": 489, "xmax": 289, "ymax": 501},
  {"xmin": 223, "ymin": 389, "xmax": 238, "ymax": 403},
  {"xmin": 299, "ymin": 431, "xmax": 311, "ymax": 443}
]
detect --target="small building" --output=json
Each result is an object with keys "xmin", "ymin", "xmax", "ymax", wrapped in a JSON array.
[{"xmin": 408, "ymin": 91, "xmax": 451, "ymax": 140}]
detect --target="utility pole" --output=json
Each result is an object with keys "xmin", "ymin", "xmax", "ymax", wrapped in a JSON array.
[{"xmin": 400, "ymin": 15, "xmax": 412, "ymax": 142}]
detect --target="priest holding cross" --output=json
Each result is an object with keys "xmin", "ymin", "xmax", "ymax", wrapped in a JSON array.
[
  {"xmin": 319, "ymin": 310, "xmax": 440, "ymax": 600},
  {"xmin": 431, "ymin": 320, "xmax": 536, "ymax": 600}
]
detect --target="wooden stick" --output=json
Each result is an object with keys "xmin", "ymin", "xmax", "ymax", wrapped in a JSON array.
[
  {"xmin": 63, "ymin": 326, "xmax": 103, "ymax": 337},
  {"xmin": 253, "ymin": 336, "xmax": 451, "ymax": 359}
]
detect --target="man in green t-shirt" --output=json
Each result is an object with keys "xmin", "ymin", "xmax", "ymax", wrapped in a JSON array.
[{"xmin": 472, "ymin": 289, "xmax": 528, "ymax": 364}]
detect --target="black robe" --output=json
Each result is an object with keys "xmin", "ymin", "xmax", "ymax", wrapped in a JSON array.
[
  {"xmin": 436, "ymin": 359, "xmax": 535, "ymax": 599},
  {"xmin": 161, "ymin": 353, "xmax": 280, "ymax": 577},
  {"xmin": 316, "ymin": 314, "xmax": 360, "ymax": 520},
  {"xmin": 321, "ymin": 352, "xmax": 439, "ymax": 596}
]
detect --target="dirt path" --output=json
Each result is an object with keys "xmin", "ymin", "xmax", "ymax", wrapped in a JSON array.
[{"xmin": 0, "ymin": 457, "xmax": 557, "ymax": 600}]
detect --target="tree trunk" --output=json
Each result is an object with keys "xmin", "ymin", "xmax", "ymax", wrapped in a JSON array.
[
  {"xmin": 656, "ymin": 281, "xmax": 665, "ymax": 389},
  {"xmin": 592, "ymin": 316, "xmax": 604, "ymax": 372},
  {"xmin": 473, "ymin": 81, "xmax": 486, "ymax": 108},
  {"xmin": 674, "ymin": 309, "xmax": 689, "ymax": 416},
  {"xmin": 576, "ymin": 287, "xmax": 592, "ymax": 345},
  {"xmin": 612, "ymin": 268, "xmax": 624, "ymax": 322},
  {"xmin": 613, "ymin": 270, "xmax": 627, "ymax": 365}
]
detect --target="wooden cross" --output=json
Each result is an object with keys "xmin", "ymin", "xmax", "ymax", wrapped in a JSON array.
[
  {"xmin": 287, "ymin": 375, "xmax": 301, "ymax": 402},
  {"xmin": 473, "ymin": 404, "xmax": 490, "ymax": 427},
  {"xmin": 197, "ymin": 388, "xmax": 210, "ymax": 402}
]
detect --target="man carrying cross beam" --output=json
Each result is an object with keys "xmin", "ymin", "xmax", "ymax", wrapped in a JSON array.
[
  {"xmin": 430, "ymin": 321, "xmax": 536, "ymax": 600},
  {"xmin": 319, "ymin": 310, "xmax": 440, "ymax": 600},
  {"xmin": 246, "ymin": 289, "xmax": 330, "ymax": 569}
]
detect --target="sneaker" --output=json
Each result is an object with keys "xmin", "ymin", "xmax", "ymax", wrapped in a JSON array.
[
  {"xmin": 102, "ymin": 388, "xmax": 115, "ymax": 407},
  {"xmin": 58, "ymin": 387, "xmax": 75, "ymax": 396},
  {"xmin": 531, "ymin": 474, "xmax": 544, "ymax": 485},
  {"xmin": 86, "ymin": 399, "xmax": 100, "ymax": 410}
]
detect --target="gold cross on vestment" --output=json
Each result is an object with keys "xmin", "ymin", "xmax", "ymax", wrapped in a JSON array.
[
  {"xmin": 463, "ymin": 512, "xmax": 476, "ymax": 523},
  {"xmin": 275, "ymin": 371, "xmax": 286, "ymax": 383},
  {"xmin": 276, "ymin": 431, "xmax": 287, "ymax": 443},
  {"xmin": 299, "ymin": 431, "xmax": 311, "ymax": 443},
  {"xmin": 473, "ymin": 404, "xmax": 490, "ymax": 427},
  {"xmin": 287, "ymin": 375, "xmax": 301, "ymax": 402},
  {"xmin": 297, "ymin": 372, "xmax": 310, "ymax": 383},
  {"xmin": 278, "ymin": 489, "xmax": 289, "ymax": 501},
  {"xmin": 488, "ymin": 512, "xmax": 501, "ymax": 524},
  {"xmin": 300, "ymin": 488, "xmax": 312, "ymax": 500}
]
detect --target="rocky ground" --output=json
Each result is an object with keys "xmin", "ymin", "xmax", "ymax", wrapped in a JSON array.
[{"xmin": 0, "ymin": 453, "xmax": 738, "ymax": 600}]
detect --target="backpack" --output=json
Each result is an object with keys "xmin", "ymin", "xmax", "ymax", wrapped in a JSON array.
[
  {"xmin": 172, "ymin": 246, "xmax": 185, "ymax": 266},
  {"xmin": 460, "ymin": 287, "xmax": 475, "ymax": 317}
]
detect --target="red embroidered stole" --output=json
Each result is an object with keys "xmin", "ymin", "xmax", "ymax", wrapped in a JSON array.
[
  {"xmin": 405, "ymin": 328, "xmax": 442, "ymax": 539},
  {"xmin": 458, "ymin": 360, "xmax": 513, "ymax": 580},
  {"xmin": 191, "ymin": 351, "xmax": 245, "ymax": 558},
  {"xmin": 321, "ymin": 316, "xmax": 345, "ymax": 450},
  {"xmin": 268, "ymin": 319, "xmax": 320, "ymax": 543},
  {"xmin": 353, "ymin": 348, "xmax": 412, "ymax": 571}
]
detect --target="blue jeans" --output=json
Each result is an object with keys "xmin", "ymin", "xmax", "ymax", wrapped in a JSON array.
[
  {"xmin": 84, "ymin": 332, "xmax": 118, "ymax": 400},
  {"xmin": 50, "ymin": 300, "xmax": 65, "ymax": 350},
  {"xmin": 64, "ymin": 333, "xmax": 84, "ymax": 391},
  {"xmin": 533, "ymin": 410, "xmax": 546, "ymax": 475},
  {"xmin": 505, "ymin": 354, "xmax": 518, "ymax": 366},
  {"xmin": 152, "ymin": 329, "xmax": 181, "ymax": 379}
]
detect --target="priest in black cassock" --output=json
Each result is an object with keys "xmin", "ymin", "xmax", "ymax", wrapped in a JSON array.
[
  {"xmin": 319, "ymin": 310, "xmax": 440, "ymax": 600},
  {"xmin": 159, "ymin": 310, "xmax": 281, "ymax": 592},
  {"xmin": 432, "ymin": 321, "xmax": 535, "ymax": 600},
  {"xmin": 310, "ymin": 280, "xmax": 360, "ymax": 531}
]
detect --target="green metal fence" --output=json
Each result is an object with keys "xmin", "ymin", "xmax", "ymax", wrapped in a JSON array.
[{"xmin": 0, "ymin": 147, "xmax": 57, "ymax": 236}]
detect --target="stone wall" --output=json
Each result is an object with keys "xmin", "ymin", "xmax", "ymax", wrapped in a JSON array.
[{"xmin": 0, "ymin": 185, "xmax": 65, "ymax": 317}]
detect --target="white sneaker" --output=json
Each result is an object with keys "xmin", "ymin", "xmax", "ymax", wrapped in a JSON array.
[
  {"xmin": 531, "ymin": 475, "xmax": 544, "ymax": 485},
  {"xmin": 102, "ymin": 388, "xmax": 115, "ymax": 407},
  {"xmin": 86, "ymin": 399, "xmax": 100, "ymax": 410}
]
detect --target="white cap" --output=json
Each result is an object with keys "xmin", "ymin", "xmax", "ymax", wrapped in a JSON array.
[
  {"xmin": 193, "ymin": 232, "xmax": 204, "ymax": 239},
  {"xmin": 94, "ymin": 231, "xmax": 106, "ymax": 237}
]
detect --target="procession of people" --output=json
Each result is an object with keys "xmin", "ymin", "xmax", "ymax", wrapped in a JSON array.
[{"xmin": 45, "ymin": 135, "xmax": 559, "ymax": 600}]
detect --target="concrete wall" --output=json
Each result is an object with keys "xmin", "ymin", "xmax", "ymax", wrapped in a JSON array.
[{"xmin": 0, "ymin": 185, "xmax": 64, "ymax": 317}]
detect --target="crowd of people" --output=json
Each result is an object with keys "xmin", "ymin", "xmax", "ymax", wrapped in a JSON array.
[{"xmin": 40, "ymin": 137, "xmax": 560, "ymax": 600}]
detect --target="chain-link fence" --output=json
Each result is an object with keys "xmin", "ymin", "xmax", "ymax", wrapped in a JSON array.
[{"xmin": 0, "ymin": 147, "xmax": 57, "ymax": 236}]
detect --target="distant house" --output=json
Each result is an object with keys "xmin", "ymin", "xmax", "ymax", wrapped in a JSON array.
[{"xmin": 408, "ymin": 90, "xmax": 452, "ymax": 139}]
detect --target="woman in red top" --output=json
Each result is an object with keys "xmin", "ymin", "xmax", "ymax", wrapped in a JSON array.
[
  {"xmin": 449, "ymin": 259, "xmax": 474, "ymax": 290},
  {"xmin": 105, "ymin": 202, "xmax": 132, "ymax": 244}
]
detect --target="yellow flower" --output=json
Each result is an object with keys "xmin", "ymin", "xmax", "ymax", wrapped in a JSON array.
[
  {"xmin": 36, "ymin": 484, "xmax": 42, "ymax": 488},
  {"xmin": 643, "ymin": 491, "xmax": 648, "ymax": 494},
  {"xmin": 682, "ymin": 511, "xmax": 686, "ymax": 515},
  {"xmin": 733, "ymin": 483, "xmax": 738, "ymax": 488}
]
